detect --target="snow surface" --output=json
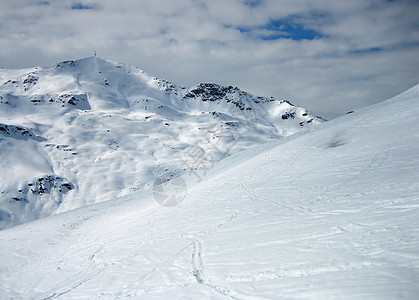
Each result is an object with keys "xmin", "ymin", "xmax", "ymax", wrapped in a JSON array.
[
  {"xmin": 0, "ymin": 76, "xmax": 418, "ymax": 298},
  {"xmin": 0, "ymin": 56, "xmax": 321, "ymax": 229}
]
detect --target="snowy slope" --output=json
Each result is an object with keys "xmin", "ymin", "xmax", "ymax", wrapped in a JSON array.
[
  {"xmin": 0, "ymin": 83, "xmax": 418, "ymax": 298},
  {"xmin": 0, "ymin": 57, "xmax": 322, "ymax": 229}
]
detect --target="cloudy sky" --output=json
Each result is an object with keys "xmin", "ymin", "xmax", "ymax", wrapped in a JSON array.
[{"xmin": 1, "ymin": 0, "xmax": 418, "ymax": 118}]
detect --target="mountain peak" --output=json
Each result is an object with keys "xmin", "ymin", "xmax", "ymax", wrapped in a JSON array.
[
  {"xmin": 53, "ymin": 56, "xmax": 131, "ymax": 73},
  {"xmin": 0, "ymin": 57, "xmax": 322, "ymax": 229}
]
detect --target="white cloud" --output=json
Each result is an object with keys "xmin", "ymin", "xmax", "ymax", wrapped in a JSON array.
[{"xmin": 0, "ymin": 0, "xmax": 418, "ymax": 118}]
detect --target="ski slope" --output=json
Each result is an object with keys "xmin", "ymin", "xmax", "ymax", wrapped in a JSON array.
[{"xmin": 1, "ymin": 83, "xmax": 419, "ymax": 298}]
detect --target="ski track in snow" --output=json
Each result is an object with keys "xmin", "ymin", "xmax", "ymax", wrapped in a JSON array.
[{"xmin": 186, "ymin": 235, "xmax": 240, "ymax": 299}]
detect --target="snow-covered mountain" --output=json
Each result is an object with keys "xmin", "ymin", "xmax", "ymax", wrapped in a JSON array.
[
  {"xmin": 0, "ymin": 79, "xmax": 418, "ymax": 298},
  {"xmin": 0, "ymin": 56, "xmax": 322, "ymax": 229}
]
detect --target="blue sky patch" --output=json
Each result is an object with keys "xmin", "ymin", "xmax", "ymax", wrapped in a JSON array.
[
  {"xmin": 261, "ymin": 18, "xmax": 322, "ymax": 41},
  {"xmin": 351, "ymin": 47, "xmax": 383, "ymax": 54},
  {"xmin": 71, "ymin": 2, "xmax": 95, "ymax": 10},
  {"xmin": 243, "ymin": 0, "xmax": 263, "ymax": 8},
  {"xmin": 235, "ymin": 26, "xmax": 251, "ymax": 33},
  {"xmin": 229, "ymin": 17, "xmax": 323, "ymax": 41}
]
